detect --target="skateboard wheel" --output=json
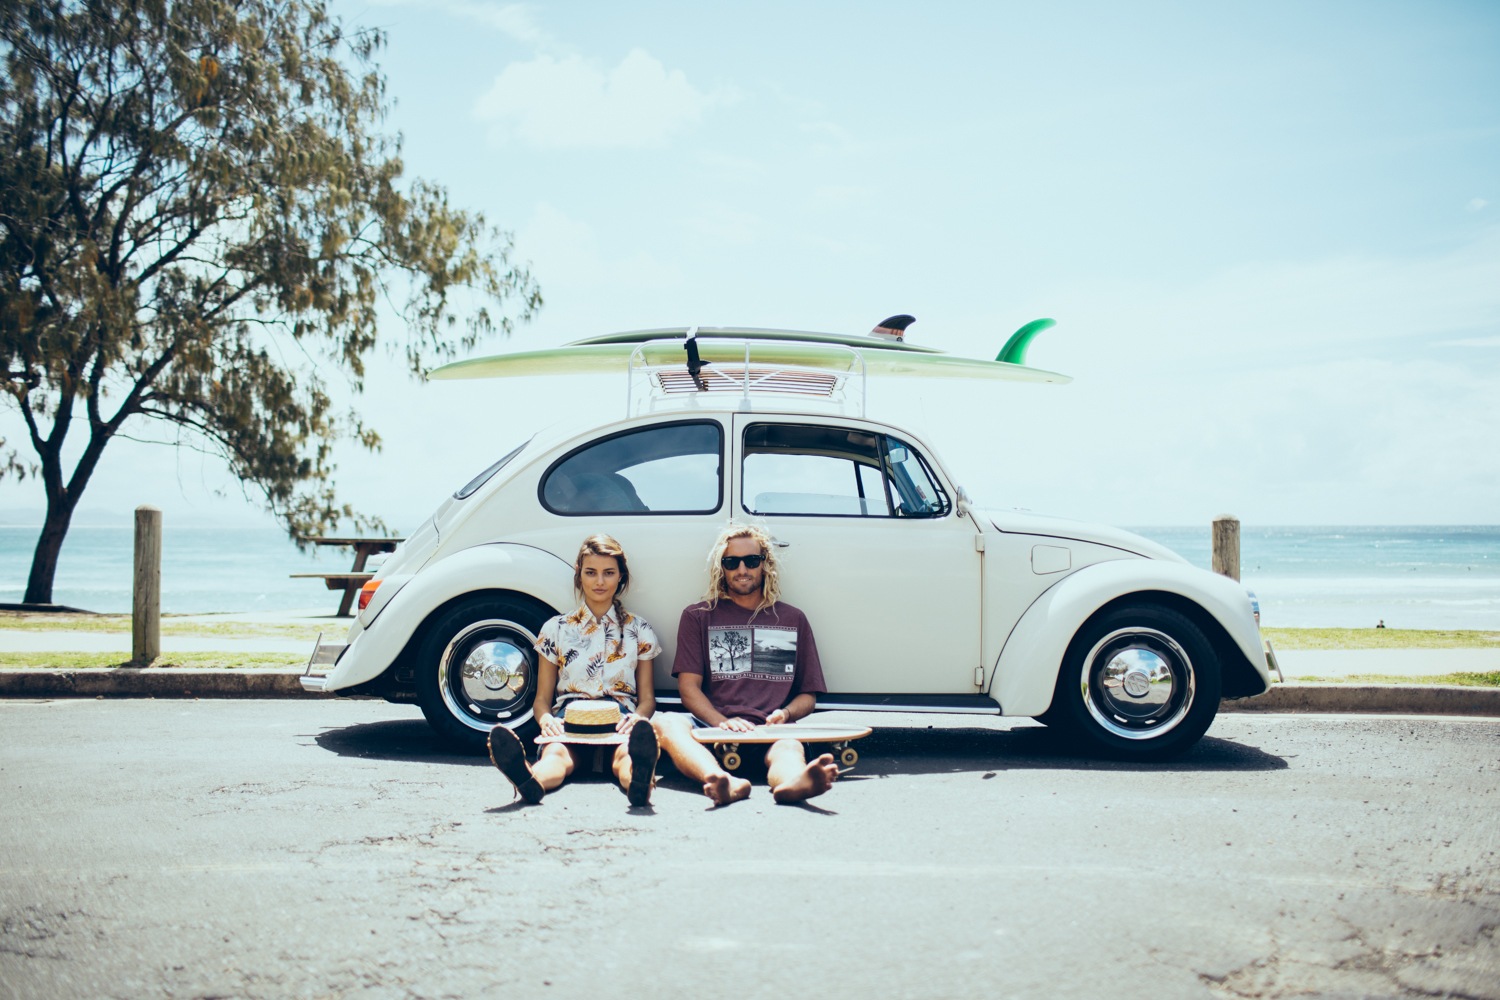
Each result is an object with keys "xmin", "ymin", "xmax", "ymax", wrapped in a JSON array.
[
  {"xmin": 839, "ymin": 747, "xmax": 859, "ymax": 767},
  {"xmin": 722, "ymin": 751, "xmax": 742, "ymax": 771}
]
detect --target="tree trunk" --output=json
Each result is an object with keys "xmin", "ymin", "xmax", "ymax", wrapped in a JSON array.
[{"xmin": 24, "ymin": 500, "xmax": 76, "ymax": 605}]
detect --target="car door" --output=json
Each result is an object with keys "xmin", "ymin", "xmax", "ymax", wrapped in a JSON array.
[{"xmin": 731, "ymin": 414, "xmax": 982, "ymax": 695}]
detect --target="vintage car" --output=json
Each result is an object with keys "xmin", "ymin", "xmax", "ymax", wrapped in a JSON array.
[{"xmin": 301, "ymin": 324, "xmax": 1276, "ymax": 761}]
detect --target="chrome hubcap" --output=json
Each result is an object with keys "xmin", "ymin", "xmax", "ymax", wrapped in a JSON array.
[
  {"xmin": 439, "ymin": 619, "xmax": 538, "ymax": 732},
  {"xmin": 1080, "ymin": 627, "xmax": 1195, "ymax": 740}
]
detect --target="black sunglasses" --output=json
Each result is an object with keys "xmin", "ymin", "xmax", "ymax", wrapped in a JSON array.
[{"xmin": 720, "ymin": 554, "xmax": 764, "ymax": 570}]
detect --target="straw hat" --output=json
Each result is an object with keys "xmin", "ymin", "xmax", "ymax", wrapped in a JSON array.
[{"xmin": 534, "ymin": 700, "xmax": 630, "ymax": 745}]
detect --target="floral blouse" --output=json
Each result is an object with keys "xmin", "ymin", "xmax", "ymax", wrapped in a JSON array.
[{"xmin": 535, "ymin": 604, "xmax": 660, "ymax": 715}]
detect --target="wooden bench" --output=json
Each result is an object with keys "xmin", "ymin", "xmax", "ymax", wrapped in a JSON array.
[
  {"xmin": 291, "ymin": 537, "xmax": 403, "ymax": 616},
  {"xmin": 289, "ymin": 573, "xmax": 375, "ymax": 617}
]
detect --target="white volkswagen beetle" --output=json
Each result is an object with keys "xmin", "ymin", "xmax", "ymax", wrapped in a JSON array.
[{"xmin": 302, "ymin": 325, "xmax": 1275, "ymax": 761}]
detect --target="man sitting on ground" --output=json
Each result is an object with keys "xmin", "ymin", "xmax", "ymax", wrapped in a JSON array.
[{"xmin": 655, "ymin": 524, "xmax": 839, "ymax": 806}]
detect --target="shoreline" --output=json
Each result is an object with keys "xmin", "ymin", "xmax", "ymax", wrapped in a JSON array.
[{"xmin": 2, "ymin": 610, "xmax": 1497, "ymax": 647}]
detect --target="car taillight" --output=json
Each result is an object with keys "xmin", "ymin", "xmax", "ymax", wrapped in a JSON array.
[{"xmin": 358, "ymin": 579, "xmax": 380, "ymax": 611}]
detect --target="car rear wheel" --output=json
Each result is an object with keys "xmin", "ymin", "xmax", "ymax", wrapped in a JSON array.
[
  {"xmin": 415, "ymin": 593, "xmax": 553, "ymax": 754},
  {"xmin": 1048, "ymin": 603, "xmax": 1222, "ymax": 761}
]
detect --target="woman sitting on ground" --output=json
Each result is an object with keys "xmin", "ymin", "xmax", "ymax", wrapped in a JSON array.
[{"xmin": 487, "ymin": 534, "xmax": 660, "ymax": 807}]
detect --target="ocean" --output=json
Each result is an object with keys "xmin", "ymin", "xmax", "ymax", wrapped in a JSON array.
[{"xmin": 2, "ymin": 523, "xmax": 1496, "ymax": 630}]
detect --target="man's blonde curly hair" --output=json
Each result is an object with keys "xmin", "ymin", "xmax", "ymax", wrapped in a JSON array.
[{"xmin": 704, "ymin": 523, "xmax": 781, "ymax": 616}]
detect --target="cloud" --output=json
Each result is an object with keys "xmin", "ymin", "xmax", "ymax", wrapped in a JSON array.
[
  {"xmin": 879, "ymin": 228, "xmax": 1500, "ymax": 525},
  {"xmin": 1467, "ymin": 198, "xmax": 1489, "ymax": 212},
  {"xmin": 474, "ymin": 49, "xmax": 723, "ymax": 148},
  {"xmin": 694, "ymin": 150, "xmax": 765, "ymax": 185},
  {"xmin": 1021, "ymin": 225, "xmax": 1500, "ymax": 378},
  {"xmin": 1439, "ymin": 335, "xmax": 1500, "ymax": 348},
  {"xmin": 680, "ymin": 203, "xmax": 765, "ymax": 246},
  {"xmin": 366, "ymin": 0, "xmax": 550, "ymax": 45},
  {"xmin": 517, "ymin": 202, "xmax": 682, "ymax": 293},
  {"xmin": 798, "ymin": 121, "xmax": 858, "ymax": 155},
  {"xmin": 811, "ymin": 183, "xmax": 877, "ymax": 209}
]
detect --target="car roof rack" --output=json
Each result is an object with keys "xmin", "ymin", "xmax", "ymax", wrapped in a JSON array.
[{"xmin": 625, "ymin": 332, "xmax": 868, "ymax": 417}]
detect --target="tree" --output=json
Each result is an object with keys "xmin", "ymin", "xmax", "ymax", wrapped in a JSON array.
[
  {"xmin": 711, "ymin": 630, "xmax": 749, "ymax": 671},
  {"xmin": 1, "ymin": 0, "xmax": 540, "ymax": 603}
]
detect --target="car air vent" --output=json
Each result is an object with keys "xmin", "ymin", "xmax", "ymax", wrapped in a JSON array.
[{"xmin": 654, "ymin": 365, "xmax": 841, "ymax": 396}]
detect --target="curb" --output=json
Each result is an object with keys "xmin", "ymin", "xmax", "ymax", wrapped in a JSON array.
[
  {"xmin": 1220, "ymin": 683, "xmax": 1500, "ymax": 717},
  {"xmin": 1, "ymin": 670, "xmax": 1498, "ymax": 716},
  {"xmin": 0, "ymin": 668, "xmax": 309, "ymax": 699}
]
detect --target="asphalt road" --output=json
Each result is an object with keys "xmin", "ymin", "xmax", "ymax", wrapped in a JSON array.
[{"xmin": 1, "ymin": 701, "xmax": 1496, "ymax": 1000}]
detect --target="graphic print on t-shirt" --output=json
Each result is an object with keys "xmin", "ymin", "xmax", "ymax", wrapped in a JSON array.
[
  {"xmin": 708, "ymin": 628, "xmax": 752, "ymax": 675},
  {"xmin": 708, "ymin": 625, "xmax": 797, "ymax": 680}
]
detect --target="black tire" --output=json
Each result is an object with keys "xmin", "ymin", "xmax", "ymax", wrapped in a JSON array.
[
  {"xmin": 1047, "ymin": 602, "xmax": 1222, "ymax": 761},
  {"xmin": 415, "ymin": 593, "xmax": 553, "ymax": 754}
]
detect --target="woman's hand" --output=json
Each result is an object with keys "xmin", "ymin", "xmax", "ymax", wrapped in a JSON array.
[
  {"xmin": 616, "ymin": 712, "xmax": 644, "ymax": 734},
  {"xmin": 538, "ymin": 713, "xmax": 564, "ymax": 738}
]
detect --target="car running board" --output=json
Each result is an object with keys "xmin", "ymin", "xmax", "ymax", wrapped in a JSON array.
[{"xmin": 652, "ymin": 692, "xmax": 1004, "ymax": 715}]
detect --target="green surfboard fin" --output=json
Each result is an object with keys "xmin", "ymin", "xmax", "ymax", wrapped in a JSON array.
[{"xmin": 996, "ymin": 318, "xmax": 1056, "ymax": 365}]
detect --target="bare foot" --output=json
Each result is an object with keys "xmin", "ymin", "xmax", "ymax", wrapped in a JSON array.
[
  {"xmin": 703, "ymin": 773, "xmax": 752, "ymax": 806},
  {"xmin": 771, "ymin": 753, "xmax": 838, "ymax": 804}
]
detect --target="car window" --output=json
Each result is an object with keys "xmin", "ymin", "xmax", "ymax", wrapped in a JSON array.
[
  {"xmin": 454, "ymin": 438, "xmax": 530, "ymax": 500},
  {"xmin": 883, "ymin": 434, "xmax": 951, "ymax": 517},
  {"xmin": 741, "ymin": 424, "xmax": 949, "ymax": 518},
  {"xmin": 541, "ymin": 421, "xmax": 723, "ymax": 515}
]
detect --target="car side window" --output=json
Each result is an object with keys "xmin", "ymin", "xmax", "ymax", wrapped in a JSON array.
[
  {"xmin": 741, "ymin": 424, "xmax": 949, "ymax": 518},
  {"xmin": 884, "ymin": 434, "xmax": 951, "ymax": 517},
  {"xmin": 541, "ymin": 421, "xmax": 723, "ymax": 515},
  {"xmin": 454, "ymin": 438, "xmax": 530, "ymax": 500}
]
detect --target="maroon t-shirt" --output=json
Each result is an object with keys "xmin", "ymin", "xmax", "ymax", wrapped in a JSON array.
[{"xmin": 673, "ymin": 600, "xmax": 827, "ymax": 724}]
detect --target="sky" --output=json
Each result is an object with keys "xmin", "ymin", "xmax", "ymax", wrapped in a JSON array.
[{"xmin": 3, "ymin": 0, "xmax": 1497, "ymax": 535}]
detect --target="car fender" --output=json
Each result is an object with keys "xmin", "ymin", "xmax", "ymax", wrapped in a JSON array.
[
  {"xmin": 321, "ymin": 542, "xmax": 574, "ymax": 694},
  {"xmin": 992, "ymin": 559, "xmax": 1268, "ymax": 716}
]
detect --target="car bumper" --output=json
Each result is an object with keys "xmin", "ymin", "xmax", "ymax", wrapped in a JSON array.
[{"xmin": 301, "ymin": 636, "xmax": 349, "ymax": 694}]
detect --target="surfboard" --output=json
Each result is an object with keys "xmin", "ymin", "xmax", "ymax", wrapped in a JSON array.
[
  {"xmin": 427, "ymin": 326, "xmax": 1071, "ymax": 384},
  {"xmin": 569, "ymin": 326, "xmax": 947, "ymax": 354}
]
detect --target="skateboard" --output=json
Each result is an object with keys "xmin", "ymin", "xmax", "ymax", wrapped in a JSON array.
[{"xmin": 691, "ymin": 723, "xmax": 873, "ymax": 771}]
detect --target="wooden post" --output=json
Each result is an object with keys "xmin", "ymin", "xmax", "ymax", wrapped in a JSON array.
[
  {"xmin": 1212, "ymin": 515, "xmax": 1241, "ymax": 582},
  {"xmin": 133, "ymin": 505, "xmax": 161, "ymax": 666}
]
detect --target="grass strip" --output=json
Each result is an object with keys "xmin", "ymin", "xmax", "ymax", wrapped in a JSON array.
[
  {"xmin": 0, "ymin": 651, "xmax": 307, "ymax": 670},
  {"xmin": 1262, "ymin": 628, "xmax": 1500, "ymax": 650},
  {"xmin": 0, "ymin": 611, "xmax": 327, "ymax": 641},
  {"xmin": 1284, "ymin": 671, "xmax": 1500, "ymax": 687}
]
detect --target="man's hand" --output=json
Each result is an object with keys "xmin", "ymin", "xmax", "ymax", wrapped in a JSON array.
[
  {"xmin": 538, "ymin": 713, "xmax": 564, "ymax": 738},
  {"xmin": 717, "ymin": 716, "xmax": 757, "ymax": 733},
  {"xmin": 766, "ymin": 708, "xmax": 791, "ymax": 726}
]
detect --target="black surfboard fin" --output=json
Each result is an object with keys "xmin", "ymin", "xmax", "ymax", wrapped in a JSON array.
[{"xmin": 870, "ymin": 314, "xmax": 915, "ymax": 341}]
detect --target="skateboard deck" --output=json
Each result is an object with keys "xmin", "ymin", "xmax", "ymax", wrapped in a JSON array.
[{"xmin": 691, "ymin": 724, "xmax": 872, "ymax": 771}]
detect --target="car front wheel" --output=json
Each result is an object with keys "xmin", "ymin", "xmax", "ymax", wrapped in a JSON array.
[
  {"xmin": 1049, "ymin": 603, "xmax": 1222, "ymax": 761},
  {"xmin": 415, "ymin": 593, "xmax": 552, "ymax": 754}
]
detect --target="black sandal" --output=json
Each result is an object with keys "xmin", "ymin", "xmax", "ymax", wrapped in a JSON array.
[
  {"xmin": 626, "ymin": 722, "xmax": 658, "ymax": 807},
  {"xmin": 488, "ymin": 726, "xmax": 543, "ymax": 804}
]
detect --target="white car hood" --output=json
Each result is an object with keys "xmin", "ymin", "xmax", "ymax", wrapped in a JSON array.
[{"xmin": 979, "ymin": 508, "xmax": 1188, "ymax": 564}]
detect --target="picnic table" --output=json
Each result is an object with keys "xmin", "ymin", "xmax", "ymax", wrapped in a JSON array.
[{"xmin": 290, "ymin": 537, "xmax": 403, "ymax": 617}]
